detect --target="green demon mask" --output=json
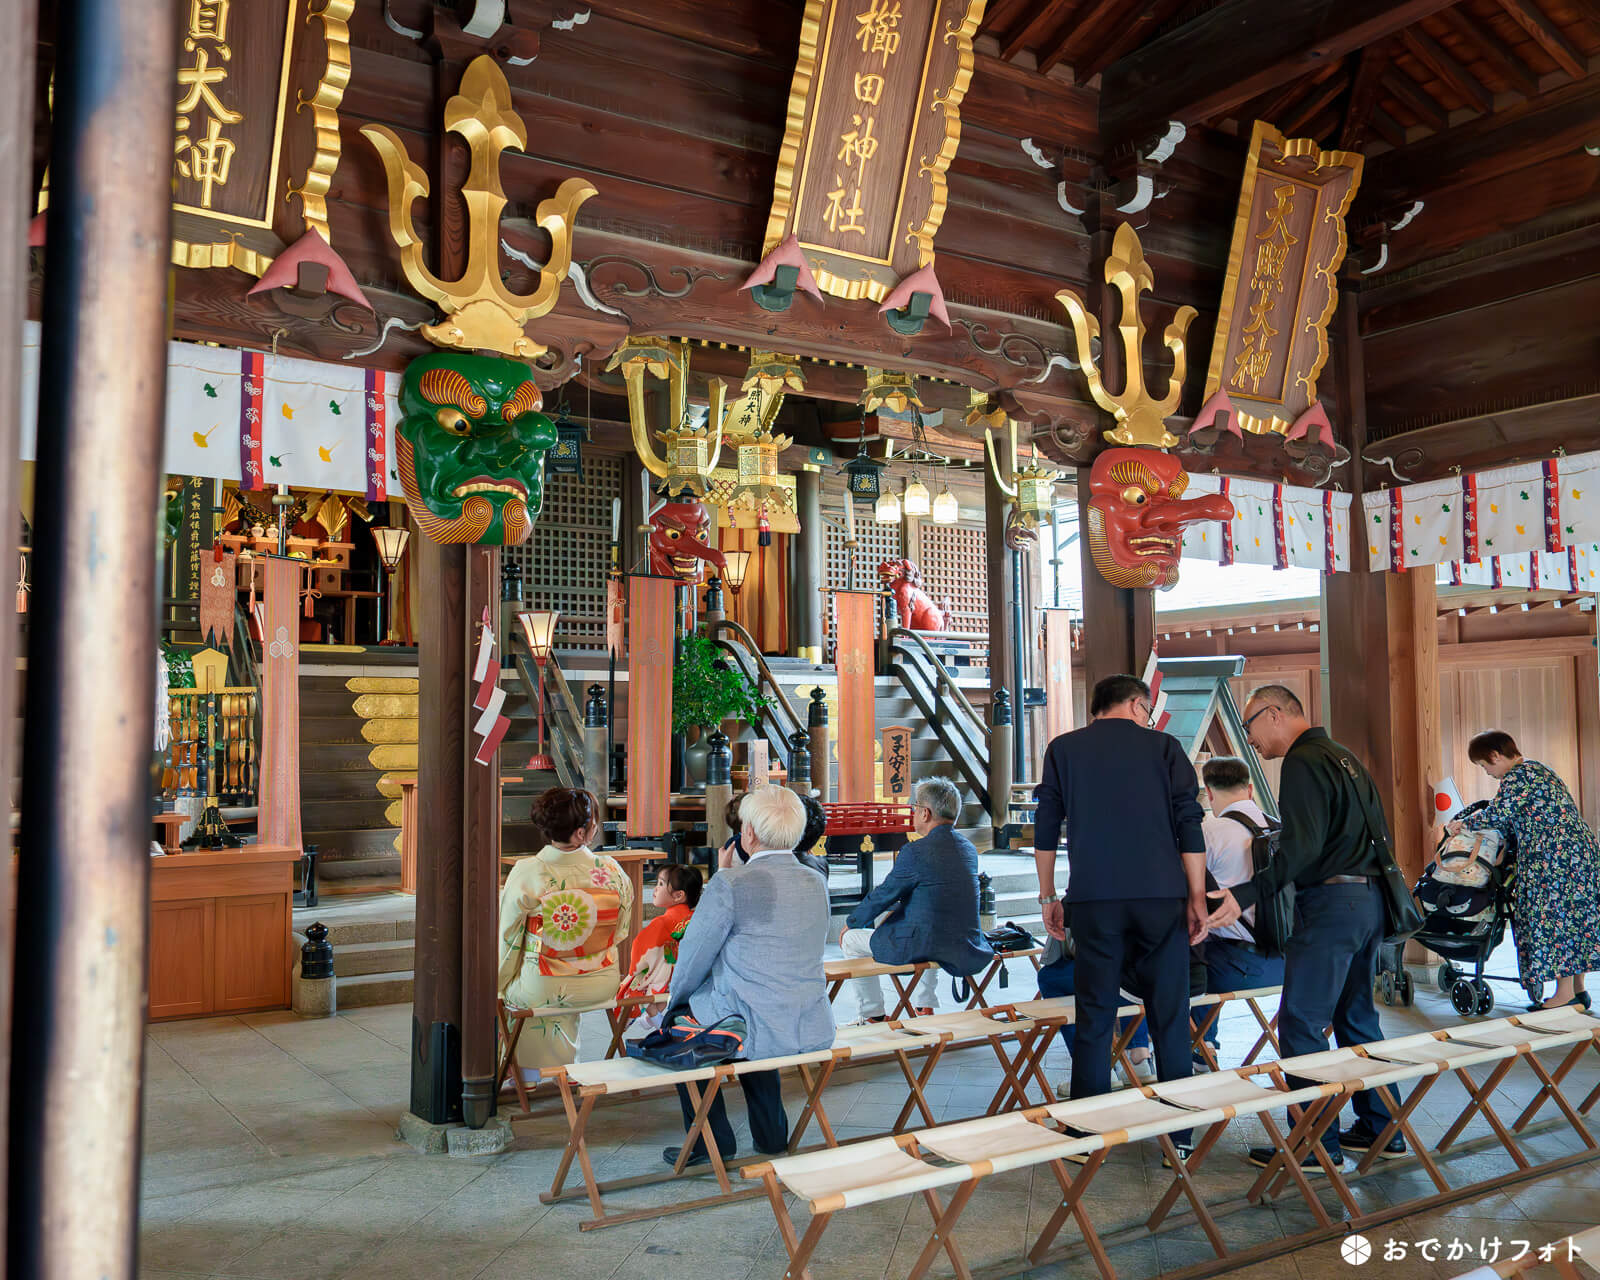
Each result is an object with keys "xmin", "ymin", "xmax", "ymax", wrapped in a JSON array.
[{"xmin": 396, "ymin": 353, "xmax": 557, "ymax": 546}]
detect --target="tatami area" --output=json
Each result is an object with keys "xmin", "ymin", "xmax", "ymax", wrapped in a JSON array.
[{"xmin": 139, "ymin": 938, "xmax": 1599, "ymax": 1280}]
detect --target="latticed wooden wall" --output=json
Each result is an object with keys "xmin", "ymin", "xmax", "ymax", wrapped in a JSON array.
[
  {"xmin": 505, "ymin": 452, "xmax": 625, "ymax": 651},
  {"xmin": 917, "ymin": 522, "xmax": 988, "ymax": 632},
  {"xmin": 822, "ymin": 501, "xmax": 901, "ymax": 649}
]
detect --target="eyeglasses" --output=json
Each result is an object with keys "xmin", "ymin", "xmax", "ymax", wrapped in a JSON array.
[
  {"xmin": 1134, "ymin": 700, "xmax": 1153, "ymax": 722},
  {"xmin": 1242, "ymin": 705, "xmax": 1274, "ymax": 734}
]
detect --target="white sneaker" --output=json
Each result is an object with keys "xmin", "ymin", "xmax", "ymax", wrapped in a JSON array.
[
  {"xmin": 1113, "ymin": 1057, "xmax": 1156, "ymax": 1087},
  {"xmin": 1054, "ymin": 1077, "xmax": 1072, "ymax": 1100}
]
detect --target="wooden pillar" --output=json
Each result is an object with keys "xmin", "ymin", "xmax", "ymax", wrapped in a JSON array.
[
  {"xmin": 1323, "ymin": 292, "xmax": 1441, "ymax": 887},
  {"xmin": 792, "ymin": 467, "xmax": 824, "ymax": 662},
  {"xmin": 411, "ymin": 539, "xmax": 466, "ymax": 1125},
  {"xmin": 984, "ymin": 453, "xmax": 1022, "ymax": 775},
  {"xmin": 460, "ymin": 547, "xmax": 502, "ymax": 1128},
  {"xmin": 1076, "ymin": 468, "xmax": 1155, "ymax": 689},
  {"xmin": 7, "ymin": 0, "xmax": 172, "ymax": 1273}
]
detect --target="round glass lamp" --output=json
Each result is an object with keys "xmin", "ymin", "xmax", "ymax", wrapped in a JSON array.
[
  {"xmin": 874, "ymin": 488, "xmax": 901, "ymax": 524},
  {"xmin": 932, "ymin": 485, "xmax": 959, "ymax": 524},
  {"xmin": 370, "ymin": 525, "xmax": 410, "ymax": 644},
  {"xmin": 902, "ymin": 475, "xmax": 930, "ymax": 517},
  {"xmin": 722, "ymin": 548, "xmax": 753, "ymax": 596},
  {"xmin": 514, "ymin": 609, "xmax": 560, "ymax": 771}
]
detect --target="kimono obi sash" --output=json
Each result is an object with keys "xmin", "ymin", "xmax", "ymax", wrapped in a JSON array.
[{"xmin": 525, "ymin": 886, "xmax": 622, "ymax": 977}]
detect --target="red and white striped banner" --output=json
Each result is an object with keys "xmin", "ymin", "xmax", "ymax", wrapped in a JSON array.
[
  {"xmin": 1140, "ymin": 646, "xmax": 1171, "ymax": 733},
  {"xmin": 364, "ymin": 367, "xmax": 387, "ymax": 502},
  {"xmin": 1543, "ymin": 459, "xmax": 1563, "ymax": 552}
]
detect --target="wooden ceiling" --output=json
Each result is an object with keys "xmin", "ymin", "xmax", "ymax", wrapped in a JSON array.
[{"xmin": 981, "ymin": 0, "xmax": 1600, "ymax": 155}]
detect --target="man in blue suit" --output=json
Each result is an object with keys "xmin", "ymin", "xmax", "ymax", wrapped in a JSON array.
[{"xmin": 840, "ymin": 777, "xmax": 994, "ymax": 1020}]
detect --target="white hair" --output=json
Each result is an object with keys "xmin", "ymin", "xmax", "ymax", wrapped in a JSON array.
[{"xmin": 739, "ymin": 784, "xmax": 806, "ymax": 851}]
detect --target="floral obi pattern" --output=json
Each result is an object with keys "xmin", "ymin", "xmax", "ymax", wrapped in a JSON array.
[{"xmin": 527, "ymin": 886, "xmax": 622, "ymax": 977}]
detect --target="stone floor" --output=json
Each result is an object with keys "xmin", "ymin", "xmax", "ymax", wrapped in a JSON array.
[{"xmin": 140, "ymin": 939, "xmax": 1599, "ymax": 1280}]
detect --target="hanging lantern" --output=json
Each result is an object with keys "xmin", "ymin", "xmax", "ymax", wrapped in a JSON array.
[
  {"xmin": 932, "ymin": 485, "xmax": 959, "ymax": 525},
  {"xmin": 903, "ymin": 474, "xmax": 930, "ymax": 518},
  {"xmin": 841, "ymin": 406, "xmax": 888, "ymax": 505},
  {"xmin": 875, "ymin": 488, "xmax": 901, "ymax": 524},
  {"xmin": 860, "ymin": 367, "xmax": 922, "ymax": 416},
  {"xmin": 982, "ymin": 411, "xmax": 1063, "ymax": 533},
  {"xmin": 547, "ymin": 401, "xmax": 585, "ymax": 478}
]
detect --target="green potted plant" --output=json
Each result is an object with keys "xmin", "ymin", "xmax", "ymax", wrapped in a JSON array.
[{"xmin": 672, "ymin": 633, "xmax": 769, "ymax": 790}]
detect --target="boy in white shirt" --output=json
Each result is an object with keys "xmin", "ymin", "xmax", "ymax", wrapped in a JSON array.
[{"xmin": 1199, "ymin": 757, "xmax": 1287, "ymax": 1053}]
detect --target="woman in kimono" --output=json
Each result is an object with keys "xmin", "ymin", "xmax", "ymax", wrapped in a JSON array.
[
  {"xmin": 1450, "ymin": 730, "xmax": 1600, "ymax": 1010},
  {"xmin": 499, "ymin": 787, "xmax": 634, "ymax": 1074}
]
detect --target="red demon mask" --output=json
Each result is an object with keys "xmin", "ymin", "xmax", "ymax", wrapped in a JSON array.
[
  {"xmin": 1085, "ymin": 448, "xmax": 1233, "ymax": 589},
  {"xmin": 648, "ymin": 499, "xmax": 726, "ymax": 583}
]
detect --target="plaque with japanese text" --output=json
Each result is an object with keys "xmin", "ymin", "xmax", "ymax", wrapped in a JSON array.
[
  {"xmin": 880, "ymin": 726, "xmax": 912, "ymax": 798},
  {"xmin": 1203, "ymin": 121, "xmax": 1364, "ymax": 436},
  {"xmin": 169, "ymin": 0, "xmax": 356, "ymax": 276},
  {"xmin": 764, "ymin": 0, "xmax": 987, "ymax": 302}
]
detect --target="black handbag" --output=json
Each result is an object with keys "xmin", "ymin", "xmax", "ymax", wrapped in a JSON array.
[{"xmin": 1312, "ymin": 740, "xmax": 1425, "ymax": 942}]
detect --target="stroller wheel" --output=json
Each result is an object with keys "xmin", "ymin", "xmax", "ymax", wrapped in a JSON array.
[
  {"xmin": 1378, "ymin": 972, "xmax": 1396, "ymax": 1006},
  {"xmin": 1398, "ymin": 970, "xmax": 1415, "ymax": 1007},
  {"xmin": 1451, "ymin": 978, "xmax": 1478, "ymax": 1017},
  {"xmin": 1436, "ymin": 962, "xmax": 1458, "ymax": 993},
  {"xmin": 1473, "ymin": 979, "xmax": 1495, "ymax": 1016}
]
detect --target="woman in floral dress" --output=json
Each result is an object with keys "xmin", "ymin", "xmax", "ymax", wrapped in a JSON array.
[
  {"xmin": 498, "ymin": 788, "xmax": 634, "ymax": 1074},
  {"xmin": 1450, "ymin": 730, "xmax": 1600, "ymax": 1010}
]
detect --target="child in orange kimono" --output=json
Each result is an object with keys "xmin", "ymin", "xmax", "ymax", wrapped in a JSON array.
[{"xmin": 618, "ymin": 864, "xmax": 702, "ymax": 1012}]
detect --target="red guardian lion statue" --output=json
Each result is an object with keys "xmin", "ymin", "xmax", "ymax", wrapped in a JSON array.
[
  {"xmin": 877, "ymin": 558, "xmax": 950, "ymax": 631},
  {"xmin": 648, "ymin": 499, "xmax": 726, "ymax": 583},
  {"xmin": 1085, "ymin": 448, "xmax": 1233, "ymax": 589}
]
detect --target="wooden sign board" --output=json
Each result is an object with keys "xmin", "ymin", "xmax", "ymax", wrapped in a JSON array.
[
  {"xmin": 169, "ymin": 0, "xmax": 355, "ymax": 275},
  {"xmin": 626, "ymin": 575, "xmax": 675, "ymax": 837},
  {"xmin": 763, "ymin": 0, "xmax": 987, "ymax": 302},
  {"xmin": 747, "ymin": 738, "xmax": 769, "ymax": 787},
  {"xmin": 1203, "ymin": 121, "xmax": 1364, "ymax": 436},
  {"xmin": 880, "ymin": 726, "xmax": 912, "ymax": 798}
]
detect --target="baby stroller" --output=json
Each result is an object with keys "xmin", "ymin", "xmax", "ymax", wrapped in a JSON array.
[{"xmin": 1379, "ymin": 801, "xmax": 1517, "ymax": 1016}]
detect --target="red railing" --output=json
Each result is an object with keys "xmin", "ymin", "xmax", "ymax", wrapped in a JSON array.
[{"xmin": 822, "ymin": 802, "xmax": 915, "ymax": 836}]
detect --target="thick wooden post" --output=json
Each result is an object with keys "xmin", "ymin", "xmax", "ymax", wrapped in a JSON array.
[
  {"xmin": 8, "ymin": 0, "xmax": 174, "ymax": 1274},
  {"xmin": 411, "ymin": 539, "xmax": 466, "ymax": 1124},
  {"xmin": 461, "ymin": 547, "xmax": 501, "ymax": 1128},
  {"xmin": 793, "ymin": 467, "xmax": 824, "ymax": 662},
  {"xmin": 984, "ymin": 454, "xmax": 1022, "ymax": 776},
  {"xmin": 1324, "ymin": 293, "xmax": 1441, "ymax": 887}
]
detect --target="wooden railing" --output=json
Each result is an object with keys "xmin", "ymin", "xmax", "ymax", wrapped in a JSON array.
[
  {"xmin": 887, "ymin": 627, "xmax": 991, "ymax": 811},
  {"xmin": 709, "ymin": 619, "xmax": 805, "ymax": 756}
]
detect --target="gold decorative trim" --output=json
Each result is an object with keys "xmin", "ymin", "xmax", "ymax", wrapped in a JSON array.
[
  {"xmin": 1204, "ymin": 120, "xmax": 1364, "ymax": 432},
  {"xmin": 910, "ymin": 0, "xmax": 985, "ymax": 269},
  {"xmin": 762, "ymin": 0, "xmax": 825, "ymax": 259},
  {"xmin": 288, "ymin": 0, "xmax": 356, "ymax": 244},
  {"xmin": 171, "ymin": 237, "xmax": 275, "ymax": 277}
]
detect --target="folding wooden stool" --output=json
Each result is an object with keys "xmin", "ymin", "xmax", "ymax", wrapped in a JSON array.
[
  {"xmin": 742, "ymin": 1135, "xmax": 986, "ymax": 1280},
  {"xmin": 1143, "ymin": 1068, "xmax": 1353, "ymax": 1234},
  {"xmin": 1247, "ymin": 1048, "xmax": 1437, "ymax": 1219},
  {"xmin": 824, "ymin": 956, "xmax": 937, "ymax": 1020},
  {"xmin": 1028, "ymin": 1091, "xmax": 1235, "ymax": 1273},
  {"xmin": 891, "ymin": 1006, "xmax": 1048, "ymax": 1127},
  {"xmin": 1504, "ymin": 1006, "xmax": 1600, "ymax": 1132},
  {"xmin": 962, "ymin": 946, "xmax": 1043, "ymax": 1010},
  {"xmin": 1001, "ymin": 995, "xmax": 1146, "ymax": 1108},
  {"xmin": 1435, "ymin": 1017, "xmax": 1599, "ymax": 1159},
  {"xmin": 784, "ymin": 1022, "xmax": 943, "ymax": 1150},
  {"xmin": 496, "ymin": 996, "xmax": 617, "ymax": 1115},
  {"xmin": 1232, "ymin": 985, "xmax": 1285, "ymax": 1065},
  {"xmin": 914, "ymin": 1112, "xmax": 1109, "ymax": 1277}
]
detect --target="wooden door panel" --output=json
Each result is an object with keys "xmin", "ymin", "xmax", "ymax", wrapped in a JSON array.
[
  {"xmin": 1448, "ymin": 660, "xmax": 1579, "ymax": 811},
  {"xmin": 149, "ymin": 899, "xmax": 214, "ymax": 1020},
  {"xmin": 213, "ymin": 893, "xmax": 289, "ymax": 1013}
]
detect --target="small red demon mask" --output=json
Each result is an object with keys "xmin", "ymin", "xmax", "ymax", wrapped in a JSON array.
[
  {"xmin": 648, "ymin": 499, "xmax": 726, "ymax": 583},
  {"xmin": 1085, "ymin": 448, "xmax": 1233, "ymax": 589}
]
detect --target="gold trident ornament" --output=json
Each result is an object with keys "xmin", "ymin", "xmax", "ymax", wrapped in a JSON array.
[
  {"xmin": 608, "ymin": 337, "xmax": 729, "ymax": 498},
  {"xmin": 1056, "ymin": 223, "xmax": 1197, "ymax": 449},
  {"xmin": 361, "ymin": 56, "xmax": 596, "ymax": 358}
]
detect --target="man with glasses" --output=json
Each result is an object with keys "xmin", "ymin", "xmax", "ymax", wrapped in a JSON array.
[
  {"xmin": 1033, "ymin": 674, "xmax": 1209, "ymax": 1102},
  {"xmin": 840, "ymin": 778, "xmax": 994, "ymax": 1021},
  {"xmin": 1206, "ymin": 684, "xmax": 1399, "ymax": 1173}
]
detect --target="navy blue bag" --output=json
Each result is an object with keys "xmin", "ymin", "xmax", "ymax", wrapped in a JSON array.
[{"xmin": 625, "ymin": 1010, "xmax": 748, "ymax": 1070}]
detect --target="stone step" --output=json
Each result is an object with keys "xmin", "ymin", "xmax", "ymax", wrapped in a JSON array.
[
  {"xmin": 330, "ymin": 937, "xmax": 415, "ymax": 977},
  {"xmin": 335, "ymin": 971, "xmax": 414, "ymax": 1009},
  {"xmin": 298, "ymin": 912, "xmax": 415, "ymax": 946}
]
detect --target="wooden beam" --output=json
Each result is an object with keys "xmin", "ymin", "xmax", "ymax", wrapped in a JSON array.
[
  {"xmin": 1368, "ymin": 104, "xmax": 1410, "ymax": 148},
  {"xmin": 1339, "ymin": 44, "xmax": 1389, "ymax": 149},
  {"xmin": 1380, "ymin": 66, "xmax": 1451, "ymax": 131},
  {"xmin": 1361, "ymin": 393, "xmax": 1600, "ymax": 484},
  {"xmin": 1282, "ymin": 66, "xmax": 1352, "ymax": 136},
  {"xmin": 1248, "ymin": 59, "xmax": 1343, "ymax": 131},
  {"xmin": 1071, "ymin": 0, "xmax": 1189, "ymax": 83},
  {"xmin": 1400, "ymin": 25, "xmax": 1494, "ymax": 114},
  {"xmin": 1099, "ymin": 0, "xmax": 1466, "ymax": 150},
  {"xmin": 1495, "ymin": 0, "xmax": 1586, "ymax": 77},
  {"xmin": 1002, "ymin": 0, "xmax": 1077, "ymax": 63},
  {"xmin": 1443, "ymin": 6, "xmax": 1542, "ymax": 98},
  {"xmin": 1037, "ymin": 0, "xmax": 1118, "ymax": 75},
  {"xmin": 1360, "ymin": 73, "xmax": 1600, "ymax": 207}
]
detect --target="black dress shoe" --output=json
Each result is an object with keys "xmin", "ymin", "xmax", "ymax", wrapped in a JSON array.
[
  {"xmin": 1527, "ymin": 996, "xmax": 1586, "ymax": 1012},
  {"xmin": 663, "ymin": 1145, "xmax": 714, "ymax": 1169},
  {"xmin": 1339, "ymin": 1124, "xmax": 1407, "ymax": 1159},
  {"xmin": 1248, "ymin": 1146, "xmax": 1344, "ymax": 1173}
]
